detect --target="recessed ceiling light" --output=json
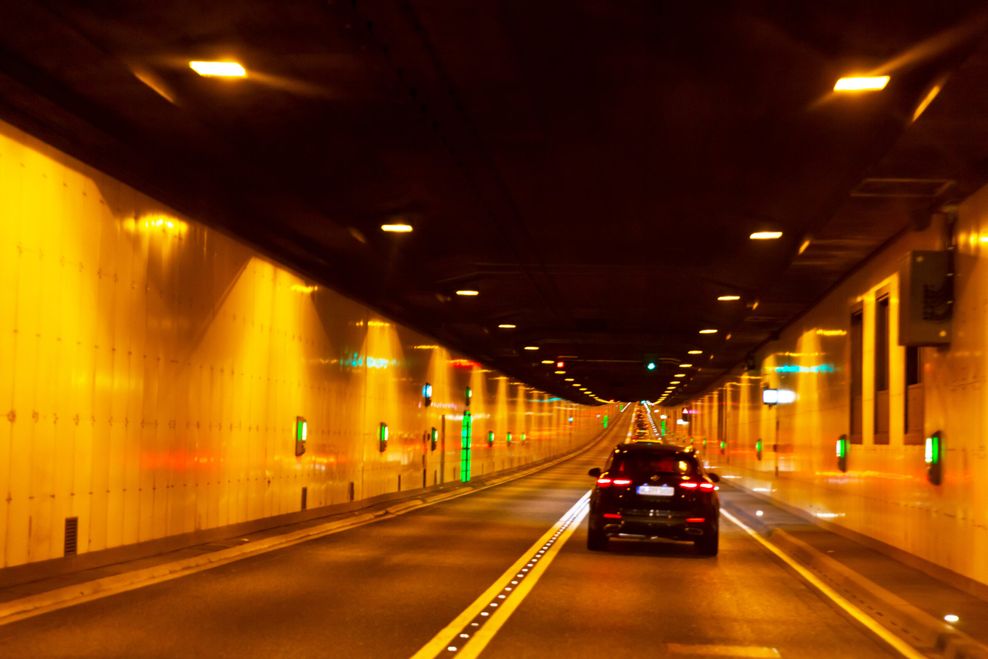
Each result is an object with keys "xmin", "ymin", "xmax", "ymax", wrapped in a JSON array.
[
  {"xmin": 679, "ymin": 363, "xmax": 693, "ymax": 368},
  {"xmin": 564, "ymin": 378, "xmax": 574, "ymax": 382},
  {"xmin": 456, "ymin": 289, "xmax": 479, "ymax": 296},
  {"xmin": 674, "ymin": 373, "xmax": 686, "ymax": 378},
  {"xmin": 750, "ymin": 231, "xmax": 783, "ymax": 240},
  {"xmin": 189, "ymin": 60, "xmax": 247, "ymax": 78},
  {"xmin": 541, "ymin": 359, "xmax": 554, "ymax": 364},
  {"xmin": 670, "ymin": 380, "xmax": 681, "ymax": 384},
  {"xmin": 834, "ymin": 75, "xmax": 890, "ymax": 92},
  {"xmin": 523, "ymin": 345, "xmax": 539, "ymax": 351},
  {"xmin": 699, "ymin": 329, "xmax": 718, "ymax": 335},
  {"xmin": 381, "ymin": 223, "xmax": 413, "ymax": 233},
  {"xmin": 497, "ymin": 323, "xmax": 517, "ymax": 329},
  {"xmin": 717, "ymin": 295, "xmax": 741, "ymax": 301},
  {"xmin": 572, "ymin": 383, "xmax": 581, "ymax": 387},
  {"xmin": 554, "ymin": 370, "xmax": 566, "ymax": 375},
  {"xmin": 688, "ymin": 350, "xmax": 703, "ymax": 355}
]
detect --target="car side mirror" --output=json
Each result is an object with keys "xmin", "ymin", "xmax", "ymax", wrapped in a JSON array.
[
  {"xmin": 588, "ymin": 467, "xmax": 601, "ymax": 478},
  {"xmin": 707, "ymin": 472, "xmax": 720, "ymax": 483}
]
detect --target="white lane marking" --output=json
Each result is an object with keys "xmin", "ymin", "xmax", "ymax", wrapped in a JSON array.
[
  {"xmin": 411, "ymin": 492, "xmax": 591, "ymax": 659},
  {"xmin": 720, "ymin": 509, "xmax": 925, "ymax": 659},
  {"xmin": 666, "ymin": 644, "xmax": 780, "ymax": 657}
]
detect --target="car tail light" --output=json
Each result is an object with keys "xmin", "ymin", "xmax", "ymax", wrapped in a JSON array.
[
  {"xmin": 596, "ymin": 477, "xmax": 613, "ymax": 487},
  {"xmin": 679, "ymin": 482, "xmax": 699, "ymax": 489},
  {"xmin": 686, "ymin": 517, "xmax": 705, "ymax": 523},
  {"xmin": 603, "ymin": 512, "xmax": 622, "ymax": 520},
  {"xmin": 699, "ymin": 482, "xmax": 716, "ymax": 491},
  {"xmin": 612, "ymin": 478, "xmax": 633, "ymax": 486}
]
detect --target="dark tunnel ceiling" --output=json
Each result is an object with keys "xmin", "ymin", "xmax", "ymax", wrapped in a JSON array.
[{"xmin": 2, "ymin": 1, "xmax": 988, "ymax": 404}]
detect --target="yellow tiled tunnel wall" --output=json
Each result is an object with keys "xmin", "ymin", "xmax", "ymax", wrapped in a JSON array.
[
  {"xmin": 673, "ymin": 197, "xmax": 988, "ymax": 587},
  {"xmin": 0, "ymin": 121, "xmax": 614, "ymax": 568}
]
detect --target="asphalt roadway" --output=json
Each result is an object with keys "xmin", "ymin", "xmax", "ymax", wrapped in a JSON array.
[{"xmin": 0, "ymin": 410, "xmax": 895, "ymax": 658}]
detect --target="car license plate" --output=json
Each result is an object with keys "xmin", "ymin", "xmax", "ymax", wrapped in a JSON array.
[{"xmin": 637, "ymin": 485, "xmax": 674, "ymax": 497}]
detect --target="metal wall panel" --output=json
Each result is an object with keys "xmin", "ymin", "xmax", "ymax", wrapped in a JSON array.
[
  {"xmin": 0, "ymin": 121, "xmax": 615, "ymax": 568},
  {"xmin": 677, "ymin": 200, "xmax": 988, "ymax": 587}
]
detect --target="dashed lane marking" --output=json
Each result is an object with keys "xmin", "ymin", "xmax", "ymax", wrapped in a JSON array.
[
  {"xmin": 666, "ymin": 643, "xmax": 781, "ymax": 657},
  {"xmin": 411, "ymin": 491, "xmax": 591, "ymax": 659}
]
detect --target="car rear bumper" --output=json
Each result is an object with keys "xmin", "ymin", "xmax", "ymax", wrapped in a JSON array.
[{"xmin": 594, "ymin": 510, "xmax": 717, "ymax": 540}]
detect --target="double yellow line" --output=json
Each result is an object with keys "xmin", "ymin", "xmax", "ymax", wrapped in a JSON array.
[{"xmin": 411, "ymin": 492, "xmax": 591, "ymax": 659}]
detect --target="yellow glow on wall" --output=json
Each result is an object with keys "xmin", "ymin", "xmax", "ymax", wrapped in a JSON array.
[{"xmin": 122, "ymin": 214, "xmax": 188, "ymax": 237}]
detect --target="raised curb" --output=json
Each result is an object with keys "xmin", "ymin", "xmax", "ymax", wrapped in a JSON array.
[
  {"xmin": 0, "ymin": 418, "xmax": 619, "ymax": 626},
  {"xmin": 725, "ymin": 501, "xmax": 988, "ymax": 659}
]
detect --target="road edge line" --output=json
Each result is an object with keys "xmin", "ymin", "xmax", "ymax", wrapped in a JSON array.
[{"xmin": 720, "ymin": 509, "xmax": 925, "ymax": 659}]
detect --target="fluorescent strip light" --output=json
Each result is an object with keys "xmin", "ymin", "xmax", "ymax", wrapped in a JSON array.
[
  {"xmin": 834, "ymin": 75, "xmax": 890, "ymax": 92},
  {"xmin": 189, "ymin": 61, "xmax": 247, "ymax": 78}
]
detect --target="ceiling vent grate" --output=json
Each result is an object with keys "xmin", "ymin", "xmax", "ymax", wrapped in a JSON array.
[{"xmin": 851, "ymin": 178, "xmax": 954, "ymax": 198}]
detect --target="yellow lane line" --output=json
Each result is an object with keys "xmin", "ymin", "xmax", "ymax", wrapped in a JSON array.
[
  {"xmin": 720, "ymin": 510, "xmax": 925, "ymax": 659},
  {"xmin": 411, "ymin": 492, "xmax": 591, "ymax": 659}
]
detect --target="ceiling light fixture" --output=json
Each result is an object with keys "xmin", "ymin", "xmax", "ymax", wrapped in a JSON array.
[
  {"xmin": 381, "ymin": 223, "xmax": 413, "ymax": 233},
  {"xmin": 523, "ymin": 345, "xmax": 539, "ymax": 351},
  {"xmin": 688, "ymin": 350, "xmax": 703, "ymax": 355},
  {"xmin": 554, "ymin": 370, "xmax": 566, "ymax": 375},
  {"xmin": 564, "ymin": 378, "xmax": 575, "ymax": 382},
  {"xmin": 497, "ymin": 323, "xmax": 517, "ymax": 329},
  {"xmin": 717, "ymin": 295, "xmax": 741, "ymax": 301},
  {"xmin": 750, "ymin": 231, "xmax": 783, "ymax": 240},
  {"xmin": 698, "ymin": 329, "xmax": 718, "ymax": 335},
  {"xmin": 679, "ymin": 363, "xmax": 693, "ymax": 368},
  {"xmin": 189, "ymin": 60, "xmax": 247, "ymax": 78},
  {"xmin": 456, "ymin": 289, "xmax": 479, "ymax": 296},
  {"xmin": 541, "ymin": 359, "xmax": 554, "ymax": 364},
  {"xmin": 834, "ymin": 75, "xmax": 890, "ymax": 92}
]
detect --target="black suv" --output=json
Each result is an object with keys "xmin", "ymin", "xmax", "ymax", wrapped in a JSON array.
[{"xmin": 587, "ymin": 442, "xmax": 720, "ymax": 555}]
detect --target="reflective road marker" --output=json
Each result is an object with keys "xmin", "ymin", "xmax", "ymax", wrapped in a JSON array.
[{"xmin": 412, "ymin": 492, "xmax": 591, "ymax": 659}]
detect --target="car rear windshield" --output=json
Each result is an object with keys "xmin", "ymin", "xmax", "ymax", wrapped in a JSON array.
[{"xmin": 611, "ymin": 453, "xmax": 698, "ymax": 477}]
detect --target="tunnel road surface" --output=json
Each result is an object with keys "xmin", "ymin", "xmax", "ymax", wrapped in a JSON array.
[{"xmin": 0, "ymin": 411, "xmax": 895, "ymax": 658}]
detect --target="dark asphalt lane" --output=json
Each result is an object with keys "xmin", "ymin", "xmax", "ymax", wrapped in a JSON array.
[{"xmin": 0, "ymin": 409, "xmax": 896, "ymax": 658}]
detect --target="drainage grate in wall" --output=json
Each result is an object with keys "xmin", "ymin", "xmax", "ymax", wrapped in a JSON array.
[
  {"xmin": 64, "ymin": 517, "xmax": 79, "ymax": 556},
  {"xmin": 301, "ymin": 486, "xmax": 308, "ymax": 511}
]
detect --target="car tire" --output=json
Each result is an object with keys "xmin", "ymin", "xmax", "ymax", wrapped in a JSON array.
[
  {"xmin": 587, "ymin": 528, "xmax": 609, "ymax": 551},
  {"xmin": 695, "ymin": 527, "xmax": 718, "ymax": 556}
]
